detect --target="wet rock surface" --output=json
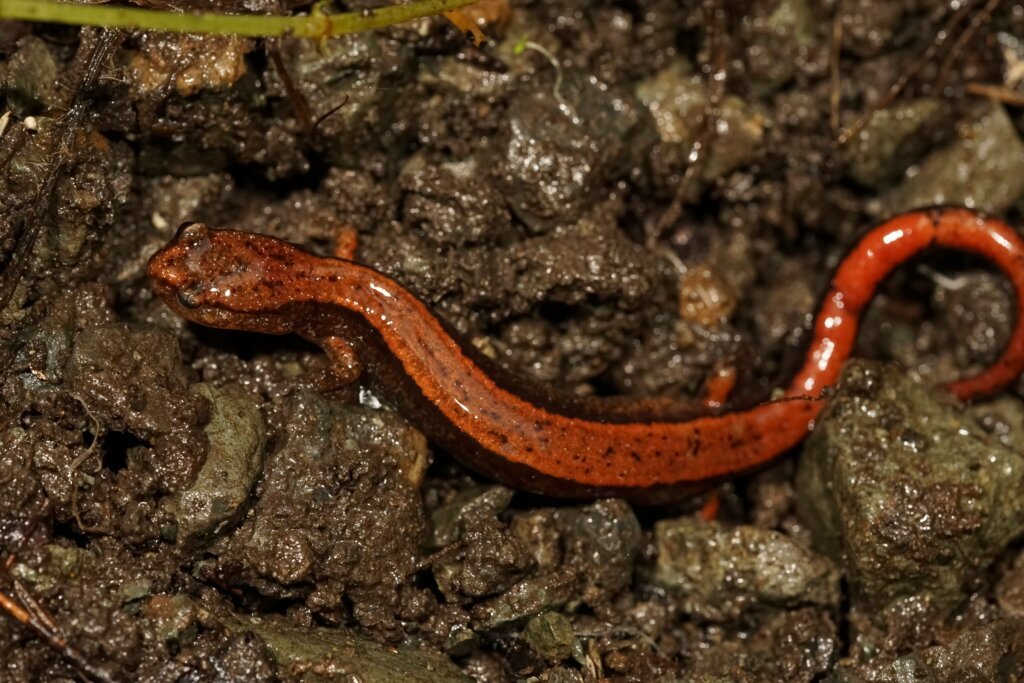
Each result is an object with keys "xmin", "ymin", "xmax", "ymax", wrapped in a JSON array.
[
  {"xmin": 1, "ymin": 2, "xmax": 1024, "ymax": 680},
  {"xmin": 173, "ymin": 382, "xmax": 265, "ymax": 548},
  {"xmin": 797, "ymin": 360, "xmax": 1024, "ymax": 635},
  {"xmin": 883, "ymin": 103, "xmax": 1024, "ymax": 215},
  {"xmin": 653, "ymin": 517, "xmax": 840, "ymax": 622}
]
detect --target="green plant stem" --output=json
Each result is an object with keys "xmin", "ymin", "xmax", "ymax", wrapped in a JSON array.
[{"xmin": 0, "ymin": 0, "xmax": 480, "ymax": 38}]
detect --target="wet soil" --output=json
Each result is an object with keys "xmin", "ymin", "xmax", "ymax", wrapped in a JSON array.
[{"xmin": 2, "ymin": 1, "xmax": 1024, "ymax": 681}]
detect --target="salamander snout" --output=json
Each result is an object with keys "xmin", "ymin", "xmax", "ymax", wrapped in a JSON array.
[
  {"xmin": 147, "ymin": 223, "xmax": 299, "ymax": 334},
  {"xmin": 147, "ymin": 223, "xmax": 217, "ymax": 303}
]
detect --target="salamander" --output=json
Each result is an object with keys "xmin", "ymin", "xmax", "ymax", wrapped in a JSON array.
[{"xmin": 147, "ymin": 208, "xmax": 1024, "ymax": 503}]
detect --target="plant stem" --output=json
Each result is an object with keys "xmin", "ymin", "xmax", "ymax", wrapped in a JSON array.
[{"xmin": 0, "ymin": 0, "xmax": 481, "ymax": 39}]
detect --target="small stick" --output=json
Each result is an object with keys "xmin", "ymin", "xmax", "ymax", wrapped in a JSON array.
[
  {"xmin": 267, "ymin": 41, "xmax": 314, "ymax": 134},
  {"xmin": 966, "ymin": 82, "xmax": 1024, "ymax": 107},
  {"xmin": 409, "ymin": 541, "xmax": 465, "ymax": 575},
  {"xmin": 0, "ymin": 28, "xmax": 124, "ymax": 310},
  {"xmin": 650, "ymin": 0, "xmax": 727, "ymax": 244},
  {"xmin": 0, "ymin": 0, "xmax": 482, "ymax": 40},
  {"xmin": 835, "ymin": 0, "xmax": 977, "ymax": 146},
  {"xmin": 934, "ymin": 0, "xmax": 1002, "ymax": 94},
  {"xmin": 829, "ymin": 9, "xmax": 843, "ymax": 135},
  {"xmin": 0, "ymin": 560, "xmax": 115, "ymax": 683}
]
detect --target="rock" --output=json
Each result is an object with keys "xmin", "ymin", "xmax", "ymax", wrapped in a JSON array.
[
  {"xmin": 509, "ymin": 508, "xmax": 562, "ymax": 572},
  {"xmin": 419, "ymin": 56, "xmax": 513, "ymax": 98},
  {"xmin": 558, "ymin": 499, "xmax": 642, "ymax": 606},
  {"xmin": 504, "ymin": 500, "xmax": 641, "ymax": 611},
  {"xmin": 838, "ymin": 0, "xmax": 911, "ymax": 57},
  {"xmin": 333, "ymin": 406, "xmax": 430, "ymax": 489},
  {"xmin": 523, "ymin": 611, "xmax": 575, "ymax": 662},
  {"xmin": 653, "ymin": 517, "xmax": 840, "ymax": 622},
  {"xmin": 830, "ymin": 617, "xmax": 1024, "ymax": 682},
  {"xmin": 637, "ymin": 59, "xmax": 766, "ymax": 196},
  {"xmin": 174, "ymin": 383, "xmax": 265, "ymax": 548},
  {"xmin": 843, "ymin": 99, "xmax": 950, "ymax": 189},
  {"xmin": 142, "ymin": 595, "xmax": 199, "ymax": 645},
  {"xmin": 432, "ymin": 511, "xmax": 534, "ymax": 601},
  {"xmin": 210, "ymin": 633, "xmax": 277, "ymax": 682},
  {"xmin": 882, "ymin": 103, "xmax": 1024, "ymax": 215},
  {"xmin": 2, "ymin": 35, "xmax": 59, "ymax": 110},
  {"xmin": 470, "ymin": 569, "xmax": 578, "ymax": 631},
  {"xmin": 932, "ymin": 271, "xmax": 1014, "ymax": 370},
  {"xmin": 740, "ymin": 0, "xmax": 819, "ymax": 93},
  {"xmin": 428, "ymin": 485, "xmax": 515, "ymax": 549},
  {"xmin": 968, "ymin": 395, "xmax": 1024, "ymax": 454},
  {"xmin": 796, "ymin": 360, "xmax": 1024, "ymax": 628},
  {"xmin": 997, "ymin": 548, "xmax": 1024, "ymax": 617},
  {"xmin": 685, "ymin": 608, "xmax": 837, "ymax": 682},
  {"xmin": 222, "ymin": 614, "xmax": 470, "ymax": 682},
  {"xmin": 495, "ymin": 70, "xmax": 654, "ymax": 231}
]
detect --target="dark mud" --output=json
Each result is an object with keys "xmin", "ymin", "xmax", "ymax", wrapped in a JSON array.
[{"xmin": 1, "ymin": 1, "xmax": 1024, "ymax": 681}]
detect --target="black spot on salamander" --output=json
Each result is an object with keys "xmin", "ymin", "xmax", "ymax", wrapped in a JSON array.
[
  {"xmin": 628, "ymin": 450, "xmax": 641, "ymax": 462},
  {"xmin": 603, "ymin": 446, "xmax": 614, "ymax": 457},
  {"xmin": 525, "ymin": 445, "xmax": 534, "ymax": 453},
  {"xmin": 486, "ymin": 430, "xmax": 510, "ymax": 446},
  {"xmin": 328, "ymin": 275, "xmax": 340, "ymax": 282}
]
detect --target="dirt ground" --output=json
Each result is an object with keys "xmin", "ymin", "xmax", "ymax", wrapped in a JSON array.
[{"xmin": 2, "ymin": 0, "xmax": 1024, "ymax": 681}]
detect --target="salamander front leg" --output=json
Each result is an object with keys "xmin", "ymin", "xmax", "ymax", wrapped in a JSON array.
[
  {"xmin": 315, "ymin": 335, "xmax": 363, "ymax": 391},
  {"xmin": 332, "ymin": 226, "xmax": 359, "ymax": 261}
]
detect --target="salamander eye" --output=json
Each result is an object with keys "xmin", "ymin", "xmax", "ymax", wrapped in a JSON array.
[
  {"xmin": 176, "ymin": 286, "xmax": 204, "ymax": 309},
  {"xmin": 175, "ymin": 222, "xmax": 209, "ymax": 243}
]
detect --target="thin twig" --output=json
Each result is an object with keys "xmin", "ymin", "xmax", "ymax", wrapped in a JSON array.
[
  {"xmin": 829, "ymin": 9, "xmax": 843, "ymax": 135},
  {"xmin": 650, "ymin": 0, "xmax": 727, "ymax": 244},
  {"xmin": 934, "ymin": 0, "xmax": 1002, "ymax": 93},
  {"xmin": 69, "ymin": 395, "xmax": 108, "ymax": 535},
  {"xmin": 12, "ymin": 577, "xmax": 60, "ymax": 635},
  {"xmin": 409, "ymin": 541, "xmax": 465, "ymax": 575},
  {"xmin": 0, "ymin": 560, "xmax": 115, "ymax": 683},
  {"xmin": 835, "ymin": 0, "xmax": 978, "ymax": 146},
  {"xmin": 267, "ymin": 41, "xmax": 314, "ymax": 134},
  {"xmin": 966, "ymin": 81, "xmax": 1024, "ymax": 106},
  {"xmin": 0, "ymin": 0, "xmax": 481, "ymax": 39},
  {"xmin": 0, "ymin": 28, "xmax": 124, "ymax": 310}
]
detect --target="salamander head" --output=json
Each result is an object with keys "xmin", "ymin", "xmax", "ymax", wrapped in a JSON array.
[{"xmin": 148, "ymin": 223, "xmax": 306, "ymax": 334}]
